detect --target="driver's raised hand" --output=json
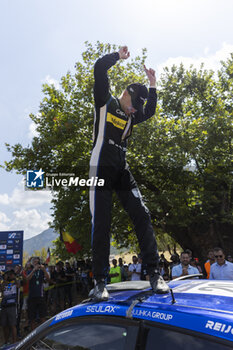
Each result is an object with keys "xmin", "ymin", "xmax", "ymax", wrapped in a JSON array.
[{"xmin": 118, "ymin": 46, "xmax": 130, "ymax": 60}]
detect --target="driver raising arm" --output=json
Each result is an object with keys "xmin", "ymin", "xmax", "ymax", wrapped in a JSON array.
[{"xmin": 89, "ymin": 46, "xmax": 169, "ymax": 300}]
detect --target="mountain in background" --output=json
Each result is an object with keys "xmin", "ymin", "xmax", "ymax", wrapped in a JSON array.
[
  {"xmin": 23, "ymin": 228, "xmax": 128, "ymax": 257},
  {"xmin": 23, "ymin": 228, "xmax": 58, "ymax": 255}
]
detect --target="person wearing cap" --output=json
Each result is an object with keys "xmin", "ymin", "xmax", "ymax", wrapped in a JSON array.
[{"xmin": 89, "ymin": 46, "xmax": 169, "ymax": 301}]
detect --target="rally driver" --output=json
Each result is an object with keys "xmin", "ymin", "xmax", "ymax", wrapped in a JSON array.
[{"xmin": 89, "ymin": 46, "xmax": 169, "ymax": 300}]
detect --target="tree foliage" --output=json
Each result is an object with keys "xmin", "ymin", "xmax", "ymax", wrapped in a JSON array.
[
  {"xmin": 127, "ymin": 57, "xmax": 233, "ymax": 260},
  {"xmin": 4, "ymin": 43, "xmax": 233, "ymax": 261}
]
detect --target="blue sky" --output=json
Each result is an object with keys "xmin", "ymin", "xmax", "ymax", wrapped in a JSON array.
[{"xmin": 0, "ymin": 0, "xmax": 233, "ymax": 239}]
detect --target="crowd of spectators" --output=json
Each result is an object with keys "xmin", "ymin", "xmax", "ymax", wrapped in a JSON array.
[
  {"xmin": 0, "ymin": 257, "xmax": 92, "ymax": 345},
  {"xmin": 107, "ymin": 248, "xmax": 233, "ymax": 283},
  {"xmin": 0, "ymin": 247, "xmax": 233, "ymax": 345}
]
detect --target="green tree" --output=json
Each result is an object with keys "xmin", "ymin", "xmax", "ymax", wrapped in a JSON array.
[
  {"xmin": 4, "ymin": 43, "xmax": 233, "ymax": 262},
  {"xmin": 126, "ymin": 58, "xmax": 233, "ymax": 260}
]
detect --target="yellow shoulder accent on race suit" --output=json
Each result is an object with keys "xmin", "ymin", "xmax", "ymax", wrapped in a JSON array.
[{"xmin": 107, "ymin": 113, "xmax": 126, "ymax": 130}]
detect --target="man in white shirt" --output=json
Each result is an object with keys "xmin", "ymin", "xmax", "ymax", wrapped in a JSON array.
[
  {"xmin": 209, "ymin": 247, "xmax": 233, "ymax": 280},
  {"xmin": 128, "ymin": 256, "xmax": 141, "ymax": 281},
  {"xmin": 172, "ymin": 252, "xmax": 199, "ymax": 279}
]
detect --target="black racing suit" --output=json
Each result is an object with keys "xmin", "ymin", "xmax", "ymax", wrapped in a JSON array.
[{"xmin": 89, "ymin": 52, "xmax": 159, "ymax": 281}]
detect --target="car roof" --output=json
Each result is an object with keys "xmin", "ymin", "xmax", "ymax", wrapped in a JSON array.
[
  {"xmin": 106, "ymin": 279, "xmax": 233, "ymax": 312},
  {"xmin": 49, "ymin": 280, "xmax": 233, "ymax": 344}
]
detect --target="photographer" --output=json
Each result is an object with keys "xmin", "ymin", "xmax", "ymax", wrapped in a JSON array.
[
  {"xmin": 0, "ymin": 270, "xmax": 19, "ymax": 345},
  {"xmin": 26, "ymin": 257, "xmax": 50, "ymax": 330}
]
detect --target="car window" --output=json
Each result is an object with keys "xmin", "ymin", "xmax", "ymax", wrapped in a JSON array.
[
  {"xmin": 145, "ymin": 325, "xmax": 232, "ymax": 349},
  {"xmin": 28, "ymin": 322, "xmax": 135, "ymax": 350}
]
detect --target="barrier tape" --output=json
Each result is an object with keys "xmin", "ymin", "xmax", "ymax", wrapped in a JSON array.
[{"xmin": 44, "ymin": 280, "xmax": 77, "ymax": 291}]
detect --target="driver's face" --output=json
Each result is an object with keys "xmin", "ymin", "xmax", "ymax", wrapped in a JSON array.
[
  {"xmin": 125, "ymin": 93, "xmax": 137, "ymax": 115},
  {"xmin": 125, "ymin": 105, "xmax": 137, "ymax": 115}
]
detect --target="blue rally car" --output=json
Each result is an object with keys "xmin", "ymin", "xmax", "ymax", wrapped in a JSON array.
[{"xmin": 3, "ymin": 279, "xmax": 233, "ymax": 349}]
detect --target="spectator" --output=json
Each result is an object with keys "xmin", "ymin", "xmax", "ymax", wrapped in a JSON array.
[
  {"xmin": 226, "ymin": 254, "xmax": 233, "ymax": 263},
  {"xmin": 159, "ymin": 260, "xmax": 167, "ymax": 279},
  {"xmin": 159, "ymin": 254, "xmax": 170, "ymax": 278},
  {"xmin": 26, "ymin": 257, "xmax": 50, "ymax": 330},
  {"xmin": 190, "ymin": 258, "xmax": 202, "ymax": 274},
  {"xmin": 85, "ymin": 259, "xmax": 93, "ymax": 291},
  {"xmin": 64, "ymin": 261, "xmax": 75, "ymax": 307},
  {"xmin": 43, "ymin": 263, "xmax": 51, "ymax": 308},
  {"xmin": 185, "ymin": 249, "xmax": 193, "ymax": 259},
  {"xmin": 14, "ymin": 265, "xmax": 23, "ymax": 339},
  {"xmin": 109, "ymin": 259, "xmax": 121, "ymax": 284},
  {"xmin": 123, "ymin": 265, "xmax": 130, "ymax": 281},
  {"xmin": 139, "ymin": 255, "xmax": 148, "ymax": 281},
  {"xmin": 209, "ymin": 248, "xmax": 233, "ymax": 280},
  {"xmin": 0, "ymin": 270, "xmax": 19, "ymax": 345},
  {"xmin": 128, "ymin": 256, "xmax": 141, "ymax": 281},
  {"xmin": 53, "ymin": 262, "xmax": 66, "ymax": 312},
  {"xmin": 118, "ymin": 258, "xmax": 127, "ymax": 282},
  {"xmin": 204, "ymin": 249, "xmax": 216, "ymax": 279},
  {"xmin": 172, "ymin": 252, "xmax": 199, "ymax": 279},
  {"xmin": 47, "ymin": 265, "xmax": 56, "ymax": 315},
  {"xmin": 21, "ymin": 262, "xmax": 33, "ymax": 333},
  {"xmin": 80, "ymin": 260, "xmax": 92, "ymax": 295},
  {"xmin": 75, "ymin": 263, "xmax": 82, "ymax": 293},
  {"xmin": 169, "ymin": 254, "xmax": 180, "ymax": 279}
]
